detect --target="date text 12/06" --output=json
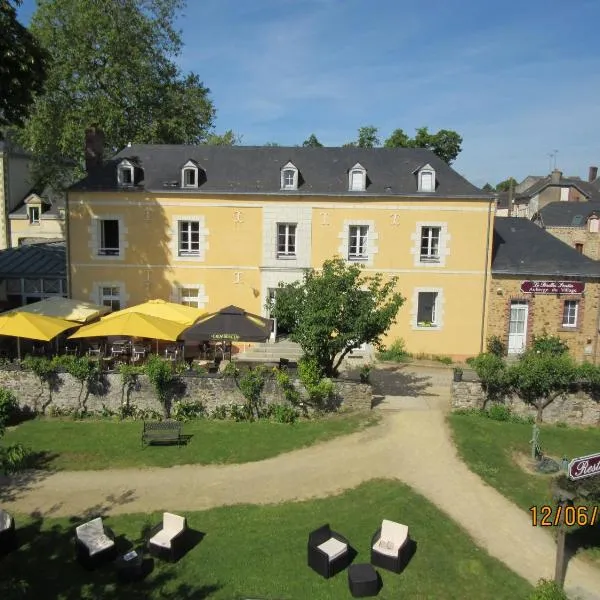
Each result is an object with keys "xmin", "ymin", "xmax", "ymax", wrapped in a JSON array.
[{"xmin": 530, "ymin": 505, "xmax": 598, "ymax": 527}]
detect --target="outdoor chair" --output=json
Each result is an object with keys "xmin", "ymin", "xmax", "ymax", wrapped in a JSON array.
[
  {"xmin": 0, "ymin": 509, "xmax": 17, "ymax": 557},
  {"xmin": 164, "ymin": 346, "xmax": 179, "ymax": 362},
  {"xmin": 131, "ymin": 345, "xmax": 147, "ymax": 364},
  {"xmin": 147, "ymin": 512, "xmax": 188, "ymax": 562},
  {"xmin": 74, "ymin": 517, "xmax": 117, "ymax": 569},
  {"xmin": 307, "ymin": 523, "xmax": 352, "ymax": 579},
  {"xmin": 370, "ymin": 519, "xmax": 410, "ymax": 573}
]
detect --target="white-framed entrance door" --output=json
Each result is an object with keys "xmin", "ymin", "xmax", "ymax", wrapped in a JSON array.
[
  {"xmin": 508, "ymin": 301, "xmax": 528, "ymax": 354},
  {"xmin": 266, "ymin": 287, "xmax": 278, "ymax": 341}
]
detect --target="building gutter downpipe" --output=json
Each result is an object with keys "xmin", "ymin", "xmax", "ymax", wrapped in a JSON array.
[{"xmin": 480, "ymin": 200, "xmax": 494, "ymax": 353}]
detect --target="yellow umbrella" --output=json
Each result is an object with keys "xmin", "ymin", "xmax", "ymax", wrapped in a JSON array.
[
  {"xmin": 0, "ymin": 312, "xmax": 78, "ymax": 360},
  {"xmin": 68, "ymin": 311, "xmax": 188, "ymax": 341},
  {"xmin": 102, "ymin": 299, "xmax": 204, "ymax": 325},
  {"xmin": 6, "ymin": 297, "xmax": 112, "ymax": 323}
]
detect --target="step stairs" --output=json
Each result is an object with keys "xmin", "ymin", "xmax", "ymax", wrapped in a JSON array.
[{"xmin": 233, "ymin": 339, "xmax": 304, "ymax": 362}]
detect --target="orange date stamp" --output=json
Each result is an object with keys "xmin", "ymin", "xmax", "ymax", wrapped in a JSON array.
[{"xmin": 530, "ymin": 505, "xmax": 599, "ymax": 527}]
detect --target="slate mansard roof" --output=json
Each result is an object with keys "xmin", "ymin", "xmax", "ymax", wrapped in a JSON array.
[
  {"xmin": 0, "ymin": 241, "xmax": 66, "ymax": 278},
  {"xmin": 70, "ymin": 145, "xmax": 490, "ymax": 199},
  {"xmin": 492, "ymin": 217, "xmax": 600, "ymax": 278},
  {"xmin": 534, "ymin": 201, "xmax": 600, "ymax": 227}
]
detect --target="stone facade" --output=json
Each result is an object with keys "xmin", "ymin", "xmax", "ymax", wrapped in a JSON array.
[
  {"xmin": 0, "ymin": 368, "xmax": 372, "ymax": 416},
  {"xmin": 451, "ymin": 379, "xmax": 600, "ymax": 426},
  {"xmin": 544, "ymin": 226, "xmax": 600, "ymax": 261},
  {"xmin": 487, "ymin": 275, "xmax": 600, "ymax": 363}
]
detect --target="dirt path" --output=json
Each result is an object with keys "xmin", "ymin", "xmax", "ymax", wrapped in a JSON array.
[{"xmin": 2, "ymin": 366, "xmax": 599, "ymax": 600}]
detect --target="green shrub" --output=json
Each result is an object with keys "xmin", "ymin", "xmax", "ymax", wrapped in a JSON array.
[
  {"xmin": 222, "ymin": 361, "xmax": 240, "ymax": 377},
  {"xmin": 274, "ymin": 369, "xmax": 301, "ymax": 407},
  {"xmin": 359, "ymin": 364, "xmax": 371, "ymax": 383},
  {"xmin": 530, "ymin": 333, "xmax": 569, "ymax": 357},
  {"xmin": 238, "ymin": 366, "xmax": 267, "ymax": 419},
  {"xmin": 470, "ymin": 353, "xmax": 508, "ymax": 400},
  {"xmin": 298, "ymin": 357, "xmax": 334, "ymax": 410},
  {"xmin": 486, "ymin": 403, "xmax": 512, "ymax": 422},
  {"xmin": 145, "ymin": 355, "xmax": 175, "ymax": 415},
  {"xmin": 376, "ymin": 338, "xmax": 411, "ymax": 362},
  {"xmin": 0, "ymin": 388, "xmax": 19, "ymax": 431},
  {"xmin": 528, "ymin": 579, "xmax": 568, "ymax": 600},
  {"xmin": 434, "ymin": 355, "xmax": 453, "ymax": 365},
  {"xmin": 229, "ymin": 403, "xmax": 251, "ymax": 422},
  {"xmin": 171, "ymin": 400, "xmax": 206, "ymax": 421},
  {"xmin": 269, "ymin": 403, "xmax": 299, "ymax": 424},
  {"xmin": 0, "ymin": 443, "xmax": 30, "ymax": 475},
  {"xmin": 211, "ymin": 405, "xmax": 229, "ymax": 420},
  {"xmin": 486, "ymin": 335, "xmax": 506, "ymax": 357}
]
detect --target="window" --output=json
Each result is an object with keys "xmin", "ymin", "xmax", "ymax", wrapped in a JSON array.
[
  {"xmin": 417, "ymin": 291, "xmax": 438, "ymax": 326},
  {"xmin": 575, "ymin": 243, "xmax": 584, "ymax": 254},
  {"xmin": 416, "ymin": 164, "xmax": 436, "ymax": 192},
  {"xmin": 117, "ymin": 161, "xmax": 134, "ymax": 185},
  {"xmin": 589, "ymin": 217, "xmax": 599, "ymax": 233},
  {"xmin": 348, "ymin": 225, "xmax": 368, "ymax": 261},
  {"xmin": 280, "ymin": 162, "xmax": 298, "ymax": 190},
  {"xmin": 180, "ymin": 287, "xmax": 200, "ymax": 308},
  {"xmin": 28, "ymin": 206, "xmax": 40, "ymax": 224},
  {"xmin": 100, "ymin": 286, "xmax": 120, "ymax": 311},
  {"xmin": 98, "ymin": 219, "xmax": 119, "ymax": 256},
  {"xmin": 183, "ymin": 168, "xmax": 197, "ymax": 187},
  {"xmin": 277, "ymin": 223, "xmax": 296, "ymax": 257},
  {"xmin": 420, "ymin": 227, "xmax": 440, "ymax": 262},
  {"xmin": 562, "ymin": 300, "xmax": 578, "ymax": 327},
  {"xmin": 560, "ymin": 187, "xmax": 569, "ymax": 201},
  {"xmin": 178, "ymin": 221, "xmax": 200, "ymax": 256},
  {"xmin": 348, "ymin": 163, "xmax": 366, "ymax": 191}
]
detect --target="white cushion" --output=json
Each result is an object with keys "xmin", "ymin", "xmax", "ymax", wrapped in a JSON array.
[
  {"xmin": 149, "ymin": 529, "xmax": 174, "ymax": 549},
  {"xmin": 0, "ymin": 510, "xmax": 12, "ymax": 532},
  {"xmin": 163, "ymin": 512, "xmax": 185, "ymax": 535},
  {"xmin": 380, "ymin": 519, "xmax": 408, "ymax": 547},
  {"xmin": 76, "ymin": 518, "xmax": 114, "ymax": 556},
  {"xmin": 317, "ymin": 537, "xmax": 348, "ymax": 560}
]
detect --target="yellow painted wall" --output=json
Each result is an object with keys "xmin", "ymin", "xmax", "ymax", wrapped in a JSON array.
[
  {"xmin": 9, "ymin": 217, "xmax": 64, "ymax": 246},
  {"xmin": 68, "ymin": 191, "xmax": 494, "ymax": 359}
]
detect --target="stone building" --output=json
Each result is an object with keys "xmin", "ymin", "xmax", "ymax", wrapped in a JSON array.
[
  {"xmin": 532, "ymin": 201, "xmax": 600, "ymax": 261},
  {"xmin": 487, "ymin": 217, "xmax": 600, "ymax": 362}
]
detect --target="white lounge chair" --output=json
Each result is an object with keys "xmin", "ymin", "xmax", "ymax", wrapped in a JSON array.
[
  {"xmin": 370, "ymin": 519, "xmax": 410, "ymax": 573},
  {"xmin": 75, "ymin": 517, "xmax": 116, "ymax": 568},
  {"xmin": 147, "ymin": 512, "xmax": 188, "ymax": 561}
]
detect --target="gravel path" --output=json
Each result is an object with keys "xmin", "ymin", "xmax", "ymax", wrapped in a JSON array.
[{"xmin": 2, "ymin": 365, "xmax": 599, "ymax": 599}]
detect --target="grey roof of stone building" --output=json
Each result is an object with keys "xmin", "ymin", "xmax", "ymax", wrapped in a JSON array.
[
  {"xmin": 535, "ymin": 201, "xmax": 600, "ymax": 227},
  {"xmin": 518, "ymin": 175, "xmax": 600, "ymax": 200},
  {"xmin": 492, "ymin": 217, "xmax": 600, "ymax": 277},
  {"xmin": 70, "ymin": 145, "xmax": 491, "ymax": 198},
  {"xmin": 0, "ymin": 241, "xmax": 66, "ymax": 278}
]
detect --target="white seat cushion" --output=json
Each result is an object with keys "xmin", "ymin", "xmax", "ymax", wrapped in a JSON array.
[
  {"xmin": 149, "ymin": 529, "xmax": 174, "ymax": 549},
  {"xmin": 163, "ymin": 512, "xmax": 185, "ymax": 536},
  {"xmin": 317, "ymin": 537, "xmax": 348, "ymax": 560},
  {"xmin": 373, "ymin": 538, "xmax": 399, "ymax": 557},
  {"xmin": 84, "ymin": 533, "xmax": 114, "ymax": 556},
  {"xmin": 0, "ymin": 510, "xmax": 12, "ymax": 532},
  {"xmin": 373, "ymin": 519, "xmax": 408, "ymax": 556}
]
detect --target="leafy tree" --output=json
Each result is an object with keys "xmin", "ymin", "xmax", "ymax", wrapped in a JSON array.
[
  {"xmin": 0, "ymin": 388, "xmax": 29, "ymax": 474},
  {"xmin": 205, "ymin": 129, "xmax": 241, "ymax": 146},
  {"xmin": 357, "ymin": 125, "xmax": 380, "ymax": 148},
  {"xmin": 302, "ymin": 133, "xmax": 323, "ymax": 147},
  {"xmin": 383, "ymin": 126, "xmax": 462, "ymax": 164},
  {"xmin": 19, "ymin": 0, "xmax": 215, "ymax": 186},
  {"xmin": 383, "ymin": 128, "xmax": 411, "ymax": 148},
  {"xmin": 267, "ymin": 257, "xmax": 404, "ymax": 377},
  {"xmin": 0, "ymin": 0, "xmax": 48, "ymax": 132},
  {"xmin": 482, "ymin": 183, "xmax": 494, "ymax": 192},
  {"xmin": 496, "ymin": 177, "xmax": 517, "ymax": 192},
  {"xmin": 263, "ymin": 141, "xmax": 281, "ymax": 146}
]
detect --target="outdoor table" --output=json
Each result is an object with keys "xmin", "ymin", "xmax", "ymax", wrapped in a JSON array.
[{"xmin": 115, "ymin": 549, "xmax": 144, "ymax": 583}]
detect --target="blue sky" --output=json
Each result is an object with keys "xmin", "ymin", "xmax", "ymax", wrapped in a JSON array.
[{"xmin": 17, "ymin": 0, "xmax": 600, "ymax": 187}]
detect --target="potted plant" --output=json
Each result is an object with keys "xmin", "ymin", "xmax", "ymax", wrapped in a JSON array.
[
  {"xmin": 359, "ymin": 363, "xmax": 372, "ymax": 384},
  {"xmin": 453, "ymin": 367, "xmax": 463, "ymax": 382}
]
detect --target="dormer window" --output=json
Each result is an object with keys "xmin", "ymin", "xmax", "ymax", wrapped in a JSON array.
[
  {"xmin": 281, "ymin": 162, "xmax": 298, "ymax": 190},
  {"xmin": 416, "ymin": 164, "xmax": 436, "ymax": 192},
  {"xmin": 117, "ymin": 160, "xmax": 134, "ymax": 186},
  {"xmin": 589, "ymin": 215, "xmax": 599, "ymax": 233},
  {"xmin": 348, "ymin": 163, "xmax": 366, "ymax": 191},
  {"xmin": 181, "ymin": 160, "xmax": 199, "ymax": 188},
  {"xmin": 28, "ymin": 206, "xmax": 40, "ymax": 224}
]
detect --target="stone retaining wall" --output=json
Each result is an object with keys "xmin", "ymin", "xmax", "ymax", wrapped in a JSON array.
[
  {"xmin": 451, "ymin": 379, "xmax": 600, "ymax": 426},
  {"xmin": 0, "ymin": 368, "xmax": 372, "ymax": 416}
]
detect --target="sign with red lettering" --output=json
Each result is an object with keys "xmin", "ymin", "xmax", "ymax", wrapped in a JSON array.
[
  {"xmin": 520, "ymin": 281, "xmax": 585, "ymax": 295},
  {"xmin": 568, "ymin": 452, "xmax": 600, "ymax": 481}
]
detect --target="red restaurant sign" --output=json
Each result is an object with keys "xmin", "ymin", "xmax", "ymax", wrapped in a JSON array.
[
  {"xmin": 568, "ymin": 452, "xmax": 600, "ymax": 481},
  {"xmin": 520, "ymin": 281, "xmax": 585, "ymax": 295}
]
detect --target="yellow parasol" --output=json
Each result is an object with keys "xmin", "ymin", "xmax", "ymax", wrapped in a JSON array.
[
  {"xmin": 0, "ymin": 312, "xmax": 78, "ymax": 360},
  {"xmin": 6, "ymin": 297, "xmax": 112, "ymax": 323},
  {"xmin": 101, "ymin": 299, "xmax": 204, "ymax": 325}
]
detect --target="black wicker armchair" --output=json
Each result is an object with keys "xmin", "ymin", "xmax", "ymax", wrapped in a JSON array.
[
  {"xmin": 147, "ymin": 512, "xmax": 188, "ymax": 562},
  {"xmin": 74, "ymin": 517, "xmax": 117, "ymax": 569},
  {"xmin": 0, "ymin": 509, "xmax": 17, "ymax": 557},
  {"xmin": 370, "ymin": 519, "xmax": 410, "ymax": 573},
  {"xmin": 307, "ymin": 523, "xmax": 352, "ymax": 579}
]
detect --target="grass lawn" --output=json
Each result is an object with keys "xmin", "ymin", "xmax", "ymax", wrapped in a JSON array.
[
  {"xmin": 448, "ymin": 411, "xmax": 600, "ymax": 563},
  {"xmin": 1, "ymin": 479, "xmax": 532, "ymax": 600},
  {"xmin": 1, "ymin": 412, "xmax": 378, "ymax": 471}
]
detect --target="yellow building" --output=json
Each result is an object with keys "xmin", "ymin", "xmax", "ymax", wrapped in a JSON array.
[{"xmin": 67, "ymin": 143, "xmax": 495, "ymax": 360}]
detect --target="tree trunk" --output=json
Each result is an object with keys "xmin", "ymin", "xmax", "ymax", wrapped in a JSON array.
[{"xmin": 536, "ymin": 401, "xmax": 544, "ymax": 424}]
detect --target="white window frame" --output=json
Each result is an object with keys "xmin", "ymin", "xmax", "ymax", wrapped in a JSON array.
[
  {"xmin": 416, "ymin": 163, "xmax": 436, "ymax": 192},
  {"xmin": 181, "ymin": 161, "xmax": 199, "ymax": 188},
  {"xmin": 277, "ymin": 223, "xmax": 297, "ymax": 258},
  {"xmin": 348, "ymin": 225, "xmax": 369, "ymax": 261},
  {"xmin": 100, "ymin": 285, "xmax": 121, "ymax": 311},
  {"xmin": 562, "ymin": 300, "xmax": 578, "ymax": 328},
  {"xmin": 411, "ymin": 287, "xmax": 444, "ymax": 330},
  {"xmin": 560, "ymin": 187, "xmax": 569, "ymax": 201},
  {"xmin": 117, "ymin": 160, "xmax": 134, "ymax": 186},
  {"xmin": 172, "ymin": 283, "xmax": 208, "ymax": 309},
  {"xmin": 178, "ymin": 220, "xmax": 201, "ymax": 257},
  {"xmin": 179, "ymin": 287, "xmax": 200, "ymax": 308},
  {"xmin": 97, "ymin": 219, "xmax": 120, "ymax": 256},
  {"xmin": 588, "ymin": 216, "xmax": 599, "ymax": 233},
  {"xmin": 411, "ymin": 222, "xmax": 450, "ymax": 267},
  {"xmin": 417, "ymin": 291, "xmax": 439, "ymax": 327},
  {"xmin": 28, "ymin": 206, "xmax": 40, "ymax": 225},
  {"xmin": 348, "ymin": 162, "xmax": 366, "ymax": 191},
  {"xmin": 420, "ymin": 226, "xmax": 441, "ymax": 263},
  {"xmin": 280, "ymin": 161, "xmax": 299, "ymax": 190}
]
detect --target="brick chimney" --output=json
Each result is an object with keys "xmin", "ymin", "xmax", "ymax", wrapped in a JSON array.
[
  {"xmin": 589, "ymin": 166, "xmax": 598, "ymax": 182},
  {"xmin": 550, "ymin": 169, "xmax": 562, "ymax": 184},
  {"xmin": 84, "ymin": 124, "xmax": 105, "ymax": 172}
]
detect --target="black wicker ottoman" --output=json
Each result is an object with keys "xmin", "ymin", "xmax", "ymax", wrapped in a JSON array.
[{"xmin": 348, "ymin": 563, "xmax": 379, "ymax": 597}]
